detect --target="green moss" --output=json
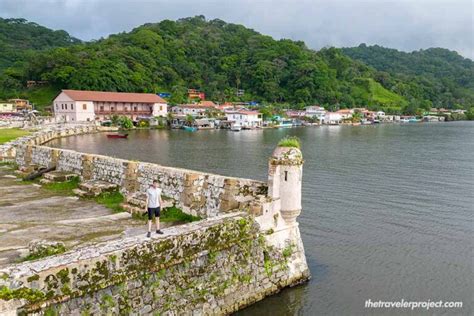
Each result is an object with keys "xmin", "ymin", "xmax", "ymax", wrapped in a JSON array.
[
  {"xmin": 100, "ymin": 294, "xmax": 116, "ymax": 311},
  {"xmin": 0, "ymin": 285, "xmax": 46, "ymax": 303},
  {"xmin": 208, "ymin": 251, "xmax": 217, "ymax": 264},
  {"xmin": 23, "ymin": 243, "xmax": 67, "ymax": 261},
  {"xmin": 282, "ymin": 245, "xmax": 294, "ymax": 258},
  {"xmin": 56, "ymin": 268, "xmax": 70, "ymax": 284},
  {"xmin": 44, "ymin": 306, "xmax": 58, "ymax": 316},
  {"xmin": 60, "ymin": 285, "xmax": 71, "ymax": 296},
  {"xmin": 239, "ymin": 274, "xmax": 252, "ymax": 283},
  {"xmin": 0, "ymin": 273, "xmax": 9, "ymax": 280},
  {"xmin": 278, "ymin": 136, "xmax": 301, "ymax": 149},
  {"xmin": 265, "ymin": 228, "xmax": 274, "ymax": 235},
  {"xmin": 26, "ymin": 274, "xmax": 39, "ymax": 282},
  {"xmin": 109, "ymin": 254, "xmax": 117, "ymax": 263}
]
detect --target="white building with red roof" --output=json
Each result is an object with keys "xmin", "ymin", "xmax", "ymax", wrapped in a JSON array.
[
  {"xmin": 53, "ymin": 89, "xmax": 168, "ymax": 122},
  {"xmin": 225, "ymin": 110, "xmax": 262, "ymax": 128}
]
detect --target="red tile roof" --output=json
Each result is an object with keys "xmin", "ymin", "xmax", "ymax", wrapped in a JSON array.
[
  {"xmin": 336, "ymin": 109, "xmax": 353, "ymax": 114},
  {"xmin": 199, "ymin": 101, "xmax": 216, "ymax": 107},
  {"xmin": 61, "ymin": 90, "xmax": 166, "ymax": 103}
]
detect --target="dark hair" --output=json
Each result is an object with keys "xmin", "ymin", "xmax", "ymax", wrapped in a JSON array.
[{"xmin": 153, "ymin": 180, "xmax": 158, "ymax": 184}]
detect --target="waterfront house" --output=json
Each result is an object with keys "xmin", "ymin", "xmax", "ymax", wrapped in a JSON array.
[
  {"xmin": 324, "ymin": 112, "xmax": 342, "ymax": 124},
  {"xmin": 225, "ymin": 110, "xmax": 262, "ymax": 128},
  {"xmin": 53, "ymin": 90, "xmax": 168, "ymax": 122},
  {"xmin": 335, "ymin": 109, "xmax": 353, "ymax": 119},
  {"xmin": 285, "ymin": 110, "xmax": 306, "ymax": 119},
  {"xmin": 172, "ymin": 104, "xmax": 215, "ymax": 117},
  {"xmin": 195, "ymin": 118, "xmax": 216, "ymax": 129},
  {"xmin": 376, "ymin": 111, "xmax": 386, "ymax": 118},
  {"xmin": 305, "ymin": 106, "xmax": 326, "ymax": 120},
  {"xmin": 0, "ymin": 101, "xmax": 16, "ymax": 113}
]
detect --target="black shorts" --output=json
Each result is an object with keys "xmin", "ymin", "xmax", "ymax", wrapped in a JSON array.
[{"xmin": 147, "ymin": 207, "xmax": 161, "ymax": 220}]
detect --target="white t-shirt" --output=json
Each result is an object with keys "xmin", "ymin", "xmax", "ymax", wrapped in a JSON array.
[{"xmin": 146, "ymin": 187, "xmax": 162, "ymax": 208}]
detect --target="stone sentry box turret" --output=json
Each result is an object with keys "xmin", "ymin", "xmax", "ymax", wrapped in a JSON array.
[{"xmin": 268, "ymin": 145, "xmax": 304, "ymax": 224}]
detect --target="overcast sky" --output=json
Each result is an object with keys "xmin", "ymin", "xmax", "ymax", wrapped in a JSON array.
[{"xmin": 1, "ymin": 0, "xmax": 472, "ymax": 59}]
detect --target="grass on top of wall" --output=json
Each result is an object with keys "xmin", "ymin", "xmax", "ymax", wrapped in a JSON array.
[
  {"xmin": 41, "ymin": 177, "xmax": 80, "ymax": 195},
  {"xmin": 0, "ymin": 128, "xmax": 31, "ymax": 144},
  {"xmin": 278, "ymin": 136, "xmax": 301, "ymax": 149}
]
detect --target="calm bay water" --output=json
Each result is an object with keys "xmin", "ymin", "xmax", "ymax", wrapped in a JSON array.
[{"xmin": 48, "ymin": 122, "xmax": 474, "ymax": 315}]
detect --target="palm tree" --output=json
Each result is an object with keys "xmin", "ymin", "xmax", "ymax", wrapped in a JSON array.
[
  {"xmin": 352, "ymin": 112, "xmax": 362, "ymax": 123},
  {"xmin": 185, "ymin": 114, "xmax": 194, "ymax": 126}
]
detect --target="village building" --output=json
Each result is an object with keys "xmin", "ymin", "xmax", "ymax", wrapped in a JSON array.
[
  {"xmin": 335, "ymin": 109, "xmax": 353, "ymax": 119},
  {"xmin": 305, "ymin": 106, "xmax": 326, "ymax": 119},
  {"xmin": 9, "ymin": 99, "xmax": 32, "ymax": 111},
  {"xmin": 225, "ymin": 110, "xmax": 263, "ymax": 128},
  {"xmin": 53, "ymin": 90, "xmax": 167, "ymax": 122},
  {"xmin": 171, "ymin": 104, "xmax": 215, "ymax": 117},
  {"xmin": 324, "ymin": 112, "xmax": 342, "ymax": 124},
  {"xmin": 0, "ymin": 101, "xmax": 16, "ymax": 113},
  {"xmin": 376, "ymin": 111, "xmax": 386, "ymax": 118},
  {"xmin": 285, "ymin": 110, "xmax": 306, "ymax": 119},
  {"xmin": 187, "ymin": 89, "xmax": 205, "ymax": 100}
]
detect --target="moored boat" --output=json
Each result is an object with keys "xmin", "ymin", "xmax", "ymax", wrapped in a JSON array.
[
  {"xmin": 183, "ymin": 126, "xmax": 197, "ymax": 132},
  {"xmin": 277, "ymin": 120, "xmax": 293, "ymax": 128},
  {"xmin": 230, "ymin": 123, "xmax": 242, "ymax": 131},
  {"xmin": 106, "ymin": 133, "xmax": 128, "ymax": 139}
]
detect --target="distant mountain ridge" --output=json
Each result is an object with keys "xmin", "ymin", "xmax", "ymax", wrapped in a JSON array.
[
  {"xmin": 0, "ymin": 18, "xmax": 80, "ymax": 70},
  {"xmin": 0, "ymin": 16, "xmax": 472, "ymax": 113}
]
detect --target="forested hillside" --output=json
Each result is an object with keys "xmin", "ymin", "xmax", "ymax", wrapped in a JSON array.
[
  {"xmin": 342, "ymin": 44, "xmax": 474, "ymax": 109},
  {"xmin": 0, "ymin": 18, "xmax": 80, "ymax": 70},
  {"xmin": 0, "ymin": 16, "xmax": 472, "ymax": 113}
]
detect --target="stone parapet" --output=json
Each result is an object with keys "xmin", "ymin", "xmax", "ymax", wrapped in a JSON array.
[{"xmin": 0, "ymin": 214, "xmax": 310, "ymax": 315}]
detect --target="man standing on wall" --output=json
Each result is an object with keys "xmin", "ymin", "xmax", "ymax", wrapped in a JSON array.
[{"xmin": 146, "ymin": 180, "xmax": 164, "ymax": 237}]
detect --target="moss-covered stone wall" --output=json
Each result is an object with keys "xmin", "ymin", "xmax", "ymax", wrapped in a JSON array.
[{"xmin": 0, "ymin": 214, "xmax": 310, "ymax": 315}]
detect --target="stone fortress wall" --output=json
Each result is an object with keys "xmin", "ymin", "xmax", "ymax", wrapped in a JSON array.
[{"xmin": 0, "ymin": 125, "xmax": 310, "ymax": 315}]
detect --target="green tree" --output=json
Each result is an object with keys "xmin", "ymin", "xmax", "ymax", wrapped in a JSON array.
[{"xmin": 118, "ymin": 116, "xmax": 133, "ymax": 129}]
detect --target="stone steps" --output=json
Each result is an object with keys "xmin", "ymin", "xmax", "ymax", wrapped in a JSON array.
[
  {"xmin": 76, "ymin": 180, "xmax": 119, "ymax": 197},
  {"xmin": 42, "ymin": 171, "xmax": 77, "ymax": 182}
]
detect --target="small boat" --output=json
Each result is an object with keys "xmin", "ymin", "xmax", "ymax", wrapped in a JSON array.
[
  {"xmin": 277, "ymin": 120, "xmax": 293, "ymax": 128},
  {"xmin": 106, "ymin": 133, "xmax": 128, "ymax": 139},
  {"xmin": 183, "ymin": 126, "xmax": 197, "ymax": 132},
  {"xmin": 408, "ymin": 118, "xmax": 421, "ymax": 123},
  {"xmin": 230, "ymin": 123, "xmax": 242, "ymax": 131}
]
